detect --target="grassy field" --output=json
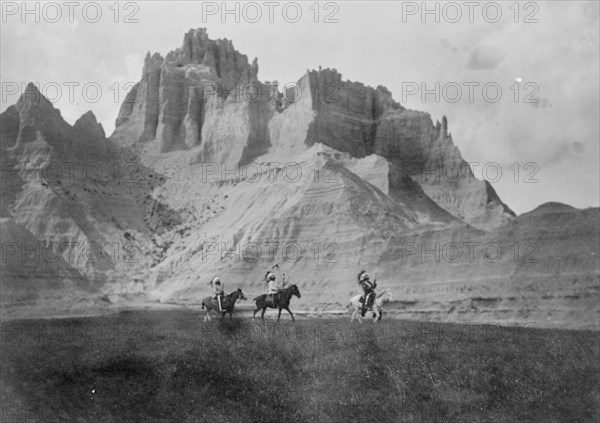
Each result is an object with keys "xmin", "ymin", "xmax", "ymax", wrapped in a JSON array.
[{"xmin": 1, "ymin": 310, "xmax": 598, "ymax": 422}]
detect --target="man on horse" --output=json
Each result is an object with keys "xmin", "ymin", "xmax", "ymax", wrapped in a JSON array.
[
  {"xmin": 266, "ymin": 267, "xmax": 286, "ymax": 307},
  {"xmin": 210, "ymin": 276, "xmax": 225, "ymax": 312},
  {"xmin": 253, "ymin": 268, "xmax": 300, "ymax": 322},
  {"xmin": 357, "ymin": 270, "xmax": 376, "ymax": 317}
]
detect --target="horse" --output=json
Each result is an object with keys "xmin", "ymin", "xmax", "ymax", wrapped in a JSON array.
[
  {"xmin": 252, "ymin": 284, "xmax": 301, "ymax": 322},
  {"xmin": 201, "ymin": 288, "xmax": 247, "ymax": 322},
  {"xmin": 349, "ymin": 289, "xmax": 392, "ymax": 323}
]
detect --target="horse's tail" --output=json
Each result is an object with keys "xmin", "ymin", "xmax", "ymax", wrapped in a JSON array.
[
  {"xmin": 201, "ymin": 301, "xmax": 205, "ymax": 310},
  {"xmin": 252, "ymin": 296, "xmax": 262, "ymax": 302}
]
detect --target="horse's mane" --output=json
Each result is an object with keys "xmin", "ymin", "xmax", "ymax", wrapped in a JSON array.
[{"xmin": 375, "ymin": 289, "xmax": 388, "ymax": 298}]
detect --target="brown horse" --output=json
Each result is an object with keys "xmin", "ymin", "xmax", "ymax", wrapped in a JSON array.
[
  {"xmin": 252, "ymin": 284, "xmax": 301, "ymax": 322},
  {"xmin": 201, "ymin": 288, "xmax": 247, "ymax": 321}
]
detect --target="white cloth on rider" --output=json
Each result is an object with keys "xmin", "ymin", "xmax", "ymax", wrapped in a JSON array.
[
  {"xmin": 210, "ymin": 278, "xmax": 224, "ymax": 295},
  {"xmin": 268, "ymin": 279, "xmax": 286, "ymax": 294}
]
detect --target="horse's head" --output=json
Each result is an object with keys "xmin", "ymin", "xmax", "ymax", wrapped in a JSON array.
[
  {"xmin": 375, "ymin": 289, "xmax": 392, "ymax": 303},
  {"xmin": 382, "ymin": 290, "xmax": 392, "ymax": 303},
  {"xmin": 291, "ymin": 284, "xmax": 301, "ymax": 298},
  {"xmin": 236, "ymin": 288, "xmax": 247, "ymax": 301}
]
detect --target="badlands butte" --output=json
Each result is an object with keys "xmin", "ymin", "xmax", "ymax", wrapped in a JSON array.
[{"xmin": 1, "ymin": 28, "xmax": 598, "ymax": 329}]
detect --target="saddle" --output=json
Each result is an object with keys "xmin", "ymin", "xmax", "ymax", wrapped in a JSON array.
[
  {"xmin": 267, "ymin": 290, "xmax": 282, "ymax": 307},
  {"xmin": 213, "ymin": 294, "xmax": 226, "ymax": 311},
  {"xmin": 360, "ymin": 292, "xmax": 375, "ymax": 309}
]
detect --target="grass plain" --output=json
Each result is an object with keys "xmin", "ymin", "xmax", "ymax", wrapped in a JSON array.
[{"xmin": 1, "ymin": 309, "xmax": 598, "ymax": 422}]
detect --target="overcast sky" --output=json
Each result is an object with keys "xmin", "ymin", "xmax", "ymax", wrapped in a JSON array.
[{"xmin": 2, "ymin": 1, "xmax": 598, "ymax": 214}]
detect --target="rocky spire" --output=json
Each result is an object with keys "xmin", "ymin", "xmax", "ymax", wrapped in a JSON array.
[
  {"xmin": 74, "ymin": 111, "xmax": 106, "ymax": 141},
  {"xmin": 167, "ymin": 28, "xmax": 258, "ymax": 83},
  {"xmin": 16, "ymin": 83, "xmax": 56, "ymax": 114}
]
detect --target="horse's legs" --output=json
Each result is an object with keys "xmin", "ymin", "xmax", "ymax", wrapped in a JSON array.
[
  {"xmin": 277, "ymin": 308, "xmax": 282, "ymax": 323},
  {"xmin": 261, "ymin": 307, "xmax": 266, "ymax": 322},
  {"xmin": 204, "ymin": 310, "xmax": 211, "ymax": 322},
  {"xmin": 350, "ymin": 308, "xmax": 356, "ymax": 323},
  {"xmin": 284, "ymin": 307, "xmax": 295, "ymax": 322}
]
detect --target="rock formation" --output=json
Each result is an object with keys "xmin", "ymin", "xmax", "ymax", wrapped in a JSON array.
[
  {"xmin": 112, "ymin": 28, "xmax": 270, "ymax": 165},
  {"xmin": 1, "ymin": 84, "xmax": 177, "ymax": 307},
  {"xmin": 113, "ymin": 29, "xmax": 513, "ymax": 229}
]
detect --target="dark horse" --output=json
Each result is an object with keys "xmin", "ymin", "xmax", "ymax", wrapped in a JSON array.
[
  {"xmin": 253, "ymin": 284, "xmax": 301, "ymax": 322},
  {"xmin": 201, "ymin": 288, "xmax": 247, "ymax": 321}
]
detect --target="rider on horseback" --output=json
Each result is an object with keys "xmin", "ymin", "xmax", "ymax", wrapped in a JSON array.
[
  {"xmin": 357, "ymin": 270, "xmax": 376, "ymax": 317},
  {"xmin": 210, "ymin": 276, "xmax": 225, "ymax": 312},
  {"xmin": 266, "ymin": 268, "xmax": 286, "ymax": 306}
]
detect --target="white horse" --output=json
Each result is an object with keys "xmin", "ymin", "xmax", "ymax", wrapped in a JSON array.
[{"xmin": 349, "ymin": 289, "xmax": 392, "ymax": 323}]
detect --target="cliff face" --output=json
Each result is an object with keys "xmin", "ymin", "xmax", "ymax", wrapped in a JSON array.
[
  {"xmin": 298, "ymin": 68, "xmax": 515, "ymax": 229},
  {"xmin": 2, "ymin": 29, "xmax": 597, "ymax": 328},
  {"xmin": 111, "ymin": 28, "xmax": 271, "ymax": 164}
]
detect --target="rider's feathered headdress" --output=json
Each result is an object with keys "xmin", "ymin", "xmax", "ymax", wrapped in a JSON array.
[
  {"xmin": 265, "ymin": 271, "xmax": 275, "ymax": 282},
  {"xmin": 357, "ymin": 270, "xmax": 367, "ymax": 282}
]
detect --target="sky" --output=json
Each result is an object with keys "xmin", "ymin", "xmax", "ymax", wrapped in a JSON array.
[{"xmin": 1, "ymin": 1, "xmax": 599, "ymax": 214}]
